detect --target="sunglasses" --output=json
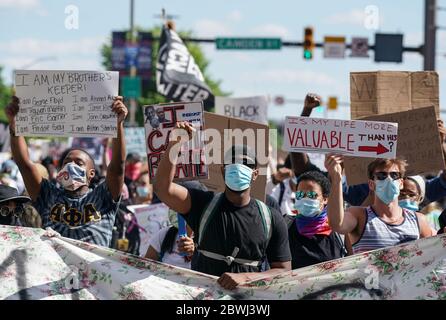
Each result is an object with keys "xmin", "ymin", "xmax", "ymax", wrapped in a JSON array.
[
  {"xmin": 295, "ymin": 191, "xmax": 319, "ymax": 200},
  {"xmin": 0, "ymin": 205, "xmax": 24, "ymax": 217},
  {"xmin": 373, "ymin": 171, "xmax": 402, "ymax": 181}
]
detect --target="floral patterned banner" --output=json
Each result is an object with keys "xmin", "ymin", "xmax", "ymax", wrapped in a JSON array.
[{"xmin": 0, "ymin": 225, "xmax": 445, "ymax": 300}]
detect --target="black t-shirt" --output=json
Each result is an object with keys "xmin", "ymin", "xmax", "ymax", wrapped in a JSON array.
[
  {"xmin": 288, "ymin": 220, "xmax": 344, "ymax": 269},
  {"xmin": 182, "ymin": 189, "xmax": 291, "ymax": 277}
]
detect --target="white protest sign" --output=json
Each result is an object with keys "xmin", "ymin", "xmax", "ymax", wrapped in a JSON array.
[
  {"xmin": 14, "ymin": 70, "xmax": 119, "ymax": 138},
  {"xmin": 215, "ymin": 96, "xmax": 268, "ymax": 125},
  {"xmin": 125, "ymin": 127, "xmax": 147, "ymax": 159},
  {"xmin": 127, "ymin": 203, "xmax": 170, "ymax": 256},
  {"xmin": 283, "ymin": 116, "xmax": 398, "ymax": 158}
]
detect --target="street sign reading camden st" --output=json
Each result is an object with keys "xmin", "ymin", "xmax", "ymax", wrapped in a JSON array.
[{"xmin": 216, "ymin": 38, "xmax": 282, "ymax": 50}]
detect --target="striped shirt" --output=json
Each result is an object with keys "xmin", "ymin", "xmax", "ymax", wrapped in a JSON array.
[
  {"xmin": 352, "ymin": 206, "xmax": 420, "ymax": 254},
  {"xmin": 33, "ymin": 179, "xmax": 120, "ymax": 247}
]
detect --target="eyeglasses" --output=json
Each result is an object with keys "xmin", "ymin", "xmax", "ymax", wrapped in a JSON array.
[
  {"xmin": 295, "ymin": 191, "xmax": 319, "ymax": 200},
  {"xmin": 373, "ymin": 171, "xmax": 402, "ymax": 181},
  {"xmin": 0, "ymin": 205, "xmax": 24, "ymax": 217}
]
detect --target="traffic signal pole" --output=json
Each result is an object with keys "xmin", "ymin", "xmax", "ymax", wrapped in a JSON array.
[{"xmin": 423, "ymin": 0, "xmax": 437, "ymax": 70}]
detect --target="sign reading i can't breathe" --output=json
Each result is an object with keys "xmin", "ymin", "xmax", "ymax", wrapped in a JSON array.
[
  {"xmin": 14, "ymin": 70, "xmax": 119, "ymax": 138},
  {"xmin": 283, "ymin": 116, "xmax": 398, "ymax": 158},
  {"xmin": 215, "ymin": 96, "xmax": 269, "ymax": 125}
]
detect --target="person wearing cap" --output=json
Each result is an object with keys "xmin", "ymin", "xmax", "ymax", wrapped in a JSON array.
[
  {"xmin": 5, "ymin": 96, "xmax": 128, "ymax": 247},
  {"xmin": 0, "ymin": 185, "xmax": 31, "ymax": 226},
  {"xmin": 153, "ymin": 122, "xmax": 291, "ymax": 290}
]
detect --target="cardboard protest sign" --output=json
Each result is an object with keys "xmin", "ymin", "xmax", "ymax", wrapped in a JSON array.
[
  {"xmin": 14, "ymin": 70, "xmax": 119, "ymax": 138},
  {"xmin": 350, "ymin": 71, "xmax": 439, "ymax": 119},
  {"xmin": 344, "ymin": 106, "xmax": 445, "ymax": 185},
  {"xmin": 124, "ymin": 127, "xmax": 147, "ymax": 159},
  {"xmin": 215, "ymin": 96, "xmax": 269, "ymax": 125},
  {"xmin": 144, "ymin": 101, "xmax": 207, "ymax": 182},
  {"xmin": 202, "ymin": 112, "xmax": 269, "ymax": 202},
  {"xmin": 70, "ymin": 137, "xmax": 105, "ymax": 165},
  {"xmin": 127, "ymin": 203, "xmax": 170, "ymax": 257},
  {"xmin": 283, "ymin": 116, "xmax": 398, "ymax": 159}
]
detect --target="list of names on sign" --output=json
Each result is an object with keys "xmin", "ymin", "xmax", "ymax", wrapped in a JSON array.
[{"xmin": 14, "ymin": 70, "xmax": 119, "ymax": 138}]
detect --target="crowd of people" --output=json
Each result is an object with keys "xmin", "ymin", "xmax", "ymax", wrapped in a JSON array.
[{"xmin": 0, "ymin": 93, "xmax": 445, "ymax": 291}]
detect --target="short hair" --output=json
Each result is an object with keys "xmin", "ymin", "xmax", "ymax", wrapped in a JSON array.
[
  {"xmin": 367, "ymin": 158, "xmax": 407, "ymax": 180},
  {"xmin": 296, "ymin": 170, "xmax": 331, "ymax": 198},
  {"xmin": 224, "ymin": 145, "xmax": 257, "ymax": 168},
  {"xmin": 59, "ymin": 148, "xmax": 95, "ymax": 169}
]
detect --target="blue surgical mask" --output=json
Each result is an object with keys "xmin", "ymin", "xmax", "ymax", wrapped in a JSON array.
[
  {"xmin": 136, "ymin": 186, "xmax": 149, "ymax": 198},
  {"xmin": 375, "ymin": 178, "xmax": 400, "ymax": 205},
  {"xmin": 224, "ymin": 164, "xmax": 253, "ymax": 192},
  {"xmin": 294, "ymin": 198, "xmax": 322, "ymax": 217},
  {"xmin": 398, "ymin": 199, "xmax": 419, "ymax": 211}
]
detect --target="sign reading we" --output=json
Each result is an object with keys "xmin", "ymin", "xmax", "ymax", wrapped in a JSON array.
[{"xmin": 14, "ymin": 70, "xmax": 119, "ymax": 138}]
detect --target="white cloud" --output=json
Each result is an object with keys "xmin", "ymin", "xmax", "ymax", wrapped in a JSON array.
[
  {"xmin": 0, "ymin": 37, "xmax": 106, "ymax": 56},
  {"xmin": 227, "ymin": 10, "xmax": 242, "ymax": 22},
  {"xmin": 327, "ymin": 9, "xmax": 365, "ymax": 26},
  {"xmin": 0, "ymin": 0, "xmax": 39, "ymax": 9},
  {"xmin": 194, "ymin": 19, "xmax": 232, "ymax": 37},
  {"xmin": 252, "ymin": 69, "xmax": 336, "ymax": 86},
  {"xmin": 250, "ymin": 24, "xmax": 291, "ymax": 39}
]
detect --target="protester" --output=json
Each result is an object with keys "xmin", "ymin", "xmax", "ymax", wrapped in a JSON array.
[
  {"xmin": 325, "ymin": 155, "xmax": 434, "ymax": 254},
  {"xmin": 0, "ymin": 185, "xmax": 31, "ymax": 226},
  {"xmin": 5, "ymin": 95, "xmax": 128, "ymax": 247},
  {"xmin": 287, "ymin": 171, "xmax": 346, "ymax": 269},
  {"xmin": 124, "ymin": 152, "xmax": 143, "ymax": 188},
  {"xmin": 0, "ymin": 159, "xmax": 25, "ymax": 194},
  {"xmin": 154, "ymin": 122, "xmax": 291, "ymax": 290},
  {"xmin": 145, "ymin": 209, "xmax": 195, "ymax": 269},
  {"xmin": 420, "ymin": 202, "xmax": 442, "ymax": 232},
  {"xmin": 129, "ymin": 171, "xmax": 153, "ymax": 204}
]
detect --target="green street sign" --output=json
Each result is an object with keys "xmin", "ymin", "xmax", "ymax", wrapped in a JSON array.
[
  {"xmin": 122, "ymin": 76, "xmax": 142, "ymax": 98},
  {"xmin": 216, "ymin": 38, "xmax": 282, "ymax": 50}
]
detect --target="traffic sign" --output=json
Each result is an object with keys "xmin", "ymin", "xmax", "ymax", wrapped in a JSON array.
[
  {"xmin": 122, "ymin": 76, "xmax": 141, "ymax": 98},
  {"xmin": 324, "ymin": 36, "xmax": 346, "ymax": 58},
  {"xmin": 216, "ymin": 38, "xmax": 282, "ymax": 50},
  {"xmin": 350, "ymin": 37, "xmax": 369, "ymax": 57}
]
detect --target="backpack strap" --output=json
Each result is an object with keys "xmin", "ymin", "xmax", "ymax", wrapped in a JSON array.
[
  {"xmin": 255, "ymin": 199, "xmax": 273, "ymax": 245},
  {"xmin": 278, "ymin": 182, "xmax": 285, "ymax": 206},
  {"xmin": 198, "ymin": 192, "xmax": 223, "ymax": 248}
]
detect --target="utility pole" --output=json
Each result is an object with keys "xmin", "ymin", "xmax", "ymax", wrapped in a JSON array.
[
  {"xmin": 424, "ymin": 0, "xmax": 437, "ymax": 70},
  {"xmin": 128, "ymin": 0, "xmax": 137, "ymax": 125}
]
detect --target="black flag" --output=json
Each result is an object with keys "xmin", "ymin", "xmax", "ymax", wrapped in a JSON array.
[{"xmin": 156, "ymin": 25, "xmax": 214, "ymax": 110}]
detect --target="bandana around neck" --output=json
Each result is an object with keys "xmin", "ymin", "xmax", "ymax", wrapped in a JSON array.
[{"xmin": 295, "ymin": 208, "xmax": 332, "ymax": 238}]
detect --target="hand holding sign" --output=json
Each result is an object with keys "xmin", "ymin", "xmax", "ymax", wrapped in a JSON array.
[
  {"xmin": 5, "ymin": 96, "xmax": 20, "ymax": 135},
  {"xmin": 111, "ymin": 96, "xmax": 128, "ymax": 124},
  {"xmin": 324, "ymin": 154, "xmax": 343, "ymax": 182}
]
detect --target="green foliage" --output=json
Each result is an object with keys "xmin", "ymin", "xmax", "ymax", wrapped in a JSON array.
[
  {"xmin": 0, "ymin": 66, "xmax": 12, "ymax": 122},
  {"xmin": 100, "ymin": 26, "xmax": 228, "ymax": 126}
]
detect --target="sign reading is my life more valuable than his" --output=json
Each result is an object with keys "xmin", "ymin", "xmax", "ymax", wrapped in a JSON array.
[
  {"xmin": 144, "ymin": 101, "xmax": 207, "ymax": 182},
  {"xmin": 283, "ymin": 116, "xmax": 398, "ymax": 158},
  {"xmin": 14, "ymin": 70, "xmax": 119, "ymax": 138}
]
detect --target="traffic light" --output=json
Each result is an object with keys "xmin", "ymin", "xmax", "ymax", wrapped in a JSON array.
[
  {"xmin": 303, "ymin": 27, "xmax": 314, "ymax": 60},
  {"xmin": 328, "ymin": 96, "xmax": 338, "ymax": 110}
]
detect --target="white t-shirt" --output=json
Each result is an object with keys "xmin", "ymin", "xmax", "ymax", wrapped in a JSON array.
[
  {"xmin": 148, "ymin": 226, "xmax": 191, "ymax": 269},
  {"xmin": 271, "ymin": 178, "xmax": 296, "ymax": 216}
]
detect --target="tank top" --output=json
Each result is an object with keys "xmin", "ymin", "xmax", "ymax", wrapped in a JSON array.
[{"xmin": 352, "ymin": 206, "xmax": 420, "ymax": 254}]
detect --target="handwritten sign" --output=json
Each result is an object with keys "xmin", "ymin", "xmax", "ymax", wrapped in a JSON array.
[
  {"xmin": 14, "ymin": 70, "xmax": 119, "ymax": 138},
  {"xmin": 344, "ymin": 106, "xmax": 445, "ymax": 185},
  {"xmin": 283, "ymin": 116, "xmax": 398, "ymax": 158},
  {"xmin": 127, "ymin": 203, "xmax": 170, "ymax": 256},
  {"xmin": 215, "ymin": 96, "xmax": 268, "ymax": 125},
  {"xmin": 144, "ymin": 101, "xmax": 207, "ymax": 182},
  {"xmin": 125, "ymin": 127, "xmax": 147, "ymax": 159}
]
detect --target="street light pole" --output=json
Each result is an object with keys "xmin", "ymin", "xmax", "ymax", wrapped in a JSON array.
[
  {"xmin": 128, "ymin": 0, "xmax": 137, "ymax": 125},
  {"xmin": 424, "ymin": 0, "xmax": 437, "ymax": 70}
]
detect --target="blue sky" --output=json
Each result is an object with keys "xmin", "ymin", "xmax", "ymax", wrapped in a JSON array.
[{"xmin": 1, "ymin": 0, "xmax": 445, "ymax": 121}]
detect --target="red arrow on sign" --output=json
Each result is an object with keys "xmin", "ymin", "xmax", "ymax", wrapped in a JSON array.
[{"xmin": 358, "ymin": 143, "xmax": 389, "ymax": 155}]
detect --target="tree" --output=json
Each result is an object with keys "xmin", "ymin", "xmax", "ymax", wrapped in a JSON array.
[
  {"xmin": 0, "ymin": 66, "xmax": 12, "ymax": 122},
  {"xmin": 101, "ymin": 26, "xmax": 228, "ymax": 126}
]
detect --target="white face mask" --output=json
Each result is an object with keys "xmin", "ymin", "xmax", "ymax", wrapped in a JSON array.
[{"xmin": 56, "ymin": 162, "xmax": 88, "ymax": 191}]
